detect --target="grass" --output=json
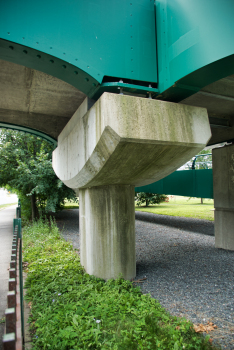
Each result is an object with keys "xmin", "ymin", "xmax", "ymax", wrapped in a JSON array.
[
  {"xmin": 23, "ymin": 218, "xmax": 219, "ymax": 350},
  {"xmin": 0, "ymin": 202, "xmax": 17, "ymax": 210},
  {"xmin": 63, "ymin": 199, "xmax": 79, "ymax": 209},
  {"xmin": 135, "ymin": 196, "xmax": 214, "ymax": 221},
  {"xmin": 62, "ymin": 196, "xmax": 214, "ymax": 221}
]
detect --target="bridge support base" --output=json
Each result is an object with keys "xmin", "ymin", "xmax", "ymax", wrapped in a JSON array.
[
  {"xmin": 79, "ymin": 184, "xmax": 136, "ymax": 280},
  {"xmin": 213, "ymin": 144, "xmax": 234, "ymax": 250}
]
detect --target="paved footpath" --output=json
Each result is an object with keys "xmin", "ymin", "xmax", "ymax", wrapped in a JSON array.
[{"xmin": 0, "ymin": 205, "xmax": 16, "ymax": 350}]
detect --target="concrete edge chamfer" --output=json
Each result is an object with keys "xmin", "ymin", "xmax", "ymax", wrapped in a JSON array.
[{"xmin": 53, "ymin": 92, "xmax": 211, "ymax": 190}]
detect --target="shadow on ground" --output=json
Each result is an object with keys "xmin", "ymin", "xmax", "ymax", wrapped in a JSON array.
[{"xmin": 135, "ymin": 211, "xmax": 214, "ymax": 236}]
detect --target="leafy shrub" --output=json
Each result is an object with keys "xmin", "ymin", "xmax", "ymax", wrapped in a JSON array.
[
  {"xmin": 135, "ymin": 192, "xmax": 168, "ymax": 207},
  {"xmin": 23, "ymin": 219, "xmax": 219, "ymax": 350}
]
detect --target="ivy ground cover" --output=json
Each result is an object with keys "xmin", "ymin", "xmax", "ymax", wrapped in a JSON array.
[{"xmin": 23, "ymin": 219, "xmax": 219, "ymax": 350}]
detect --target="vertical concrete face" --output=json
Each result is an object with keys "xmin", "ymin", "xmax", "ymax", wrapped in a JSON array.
[
  {"xmin": 79, "ymin": 185, "xmax": 136, "ymax": 280},
  {"xmin": 213, "ymin": 144, "xmax": 234, "ymax": 250}
]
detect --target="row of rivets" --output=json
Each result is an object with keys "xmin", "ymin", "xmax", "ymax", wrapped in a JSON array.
[
  {"xmin": 6, "ymin": 32, "xmax": 103, "ymax": 79},
  {"xmin": 7, "ymin": 44, "xmax": 96, "ymax": 84}
]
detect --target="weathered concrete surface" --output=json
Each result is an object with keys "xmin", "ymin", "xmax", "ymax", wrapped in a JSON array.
[
  {"xmin": 53, "ymin": 93, "xmax": 211, "ymax": 280},
  {"xmin": 213, "ymin": 144, "xmax": 234, "ymax": 250},
  {"xmin": 0, "ymin": 59, "xmax": 86, "ymax": 139},
  {"xmin": 80, "ymin": 185, "xmax": 135, "ymax": 280},
  {"xmin": 53, "ymin": 92, "xmax": 211, "ymax": 189}
]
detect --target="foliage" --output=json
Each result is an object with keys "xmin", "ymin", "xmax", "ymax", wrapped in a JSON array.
[
  {"xmin": 135, "ymin": 192, "xmax": 168, "ymax": 207},
  {"xmin": 192, "ymin": 149, "xmax": 212, "ymax": 170},
  {"xmin": 181, "ymin": 149, "xmax": 212, "ymax": 170},
  {"xmin": 0, "ymin": 129, "xmax": 77, "ymax": 219},
  {"xmin": 63, "ymin": 199, "xmax": 79, "ymax": 209},
  {"xmin": 23, "ymin": 219, "xmax": 219, "ymax": 350}
]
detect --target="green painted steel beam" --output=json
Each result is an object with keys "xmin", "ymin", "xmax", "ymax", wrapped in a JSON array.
[
  {"xmin": 156, "ymin": 0, "xmax": 234, "ymax": 101},
  {"xmin": 0, "ymin": 122, "xmax": 57, "ymax": 147},
  {"xmin": 0, "ymin": 0, "xmax": 157, "ymax": 98},
  {"xmin": 135, "ymin": 169, "xmax": 213, "ymax": 199},
  {"xmin": 91, "ymin": 82, "xmax": 159, "ymax": 100},
  {"xmin": 0, "ymin": 39, "xmax": 99, "ymax": 97},
  {"xmin": 1, "ymin": 0, "xmax": 234, "ymax": 103}
]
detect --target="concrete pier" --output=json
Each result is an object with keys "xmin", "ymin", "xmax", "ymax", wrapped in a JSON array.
[
  {"xmin": 213, "ymin": 144, "xmax": 234, "ymax": 250},
  {"xmin": 53, "ymin": 93, "xmax": 211, "ymax": 279},
  {"xmin": 80, "ymin": 185, "xmax": 135, "ymax": 280}
]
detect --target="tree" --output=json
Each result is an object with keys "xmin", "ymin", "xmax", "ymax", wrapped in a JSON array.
[
  {"xmin": 0, "ymin": 129, "xmax": 77, "ymax": 220},
  {"xmin": 135, "ymin": 192, "xmax": 168, "ymax": 207}
]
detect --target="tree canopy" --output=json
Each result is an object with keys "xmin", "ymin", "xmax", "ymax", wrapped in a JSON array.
[{"xmin": 0, "ymin": 129, "xmax": 77, "ymax": 219}]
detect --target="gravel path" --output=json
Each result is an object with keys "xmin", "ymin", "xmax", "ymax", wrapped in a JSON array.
[{"xmin": 54, "ymin": 209, "xmax": 234, "ymax": 350}]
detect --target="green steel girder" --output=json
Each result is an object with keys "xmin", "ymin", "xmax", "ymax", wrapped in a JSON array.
[
  {"xmin": 0, "ymin": 0, "xmax": 158, "ymax": 99},
  {"xmin": 156, "ymin": 0, "xmax": 234, "ymax": 102},
  {"xmin": 0, "ymin": 122, "xmax": 57, "ymax": 147},
  {"xmin": 0, "ymin": 1, "xmax": 234, "ymax": 102},
  {"xmin": 0, "ymin": 38, "xmax": 99, "ymax": 97}
]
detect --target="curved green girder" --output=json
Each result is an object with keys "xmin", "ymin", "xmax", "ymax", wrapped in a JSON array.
[
  {"xmin": 0, "ymin": 122, "xmax": 57, "ymax": 147},
  {"xmin": 0, "ymin": 0, "xmax": 157, "ymax": 99},
  {"xmin": 0, "ymin": 0, "xmax": 234, "ymax": 101},
  {"xmin": 156, "ymin": 0, "xmax": 234, "ymax": 101}
]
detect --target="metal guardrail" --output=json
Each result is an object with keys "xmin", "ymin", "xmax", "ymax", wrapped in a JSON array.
[
  {"xmin": 2, "ymin": 201, "xmax": 24, "ymax": 350},
  {"xmin": 191, "ymin": 153, "xmax": 212, "ymax": 170}
]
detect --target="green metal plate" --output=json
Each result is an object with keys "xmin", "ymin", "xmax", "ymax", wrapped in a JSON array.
[
  {"xmin": 0, "ymin": 0, "xmax": 158, "ymax": 97},
  {"xmin": 135, "ymin": 169, "xmax": 213, "ymax": 199},
  {"xmin": 156, "ymin": 0, "xmax": 234, "ymax": 101}
]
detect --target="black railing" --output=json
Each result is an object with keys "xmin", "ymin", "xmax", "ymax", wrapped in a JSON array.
[
  {"xmin": 191, "ymin": 153, "xmax": 212, "ymax": 170},
  {"xmin": 2, "ymin": 202, "xmax": 23, "ymax": 350}
]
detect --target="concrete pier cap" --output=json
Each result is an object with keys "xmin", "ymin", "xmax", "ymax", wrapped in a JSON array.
[{"xmin": 53, "ymin": 92, "xmax": 211, "ymax": 280}]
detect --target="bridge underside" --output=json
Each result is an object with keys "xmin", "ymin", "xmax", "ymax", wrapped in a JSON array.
[
  {"xmin": 0, "ymin": 59, "xmax": 86, "ymax": 139},
  {"xmin": 0, "ymin": 59, "xmax": 234, "ymax": 278},
  {"xmin": 0, "ymin": 59, "xmax": 234, "ymax": 147},
  {"xmin": 181, "ymin": 75, "xmax": 234, "ymax": 146}
]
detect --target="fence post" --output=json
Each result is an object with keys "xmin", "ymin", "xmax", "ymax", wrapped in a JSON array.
[
  {"xmin": 2, "ymin": 333, "xmax": 15, "ymax": 350},
  {"xmin": 5, "ymin": 308, "xmax": 16, "ymax": 334},
  {"xmin": 3, "ymin": 212, "xmax": 24, "ymax": 350}
]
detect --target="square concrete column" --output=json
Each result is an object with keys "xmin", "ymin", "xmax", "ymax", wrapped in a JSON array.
[
  {"xmin": 79, "ymin": 185, "xmax": 135, "ymax": 280},
  {"xmin": 213, "ymin": 144, "xmax": 234, "ymax": 250}
]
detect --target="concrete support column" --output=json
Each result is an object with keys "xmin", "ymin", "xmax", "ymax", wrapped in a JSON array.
[
  {"xmin": 213, "ymin": 144, "xmax": 234, "ymax": 250},
  {"xmin": 53, "ymin": 93, "xmax": 211, "ymax": 279},
  {"xmin": 79, "ymin": 185, "xmax": 135, "ymax": 280}
]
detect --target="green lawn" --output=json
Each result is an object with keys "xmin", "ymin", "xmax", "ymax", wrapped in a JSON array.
[
  {"xmin": 135, "ymin": 196, "xmax": 214, "ymax": 221},
  {"xmin": 63, "ymin": 199, "xmax": 79, "ymax": 209},
  {"xmin": 0, "ymin": 202, "xmax": 17, "ymax": 210},
  {"xmin": 63, "ymin": 196, "xmax": 214, "ymax": 221}
]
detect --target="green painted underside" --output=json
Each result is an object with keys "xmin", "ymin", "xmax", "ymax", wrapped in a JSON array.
[
  {"xmin": 0, "ymin": 0, "xmax": 157, "ymax": 98},
  {"xmin": 135, "ymin": 169, "xmax": 213, "ymax": 199},
  {"xmin": 1, "ymin": 0, "xmax": 234, "ymax": 101}
]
